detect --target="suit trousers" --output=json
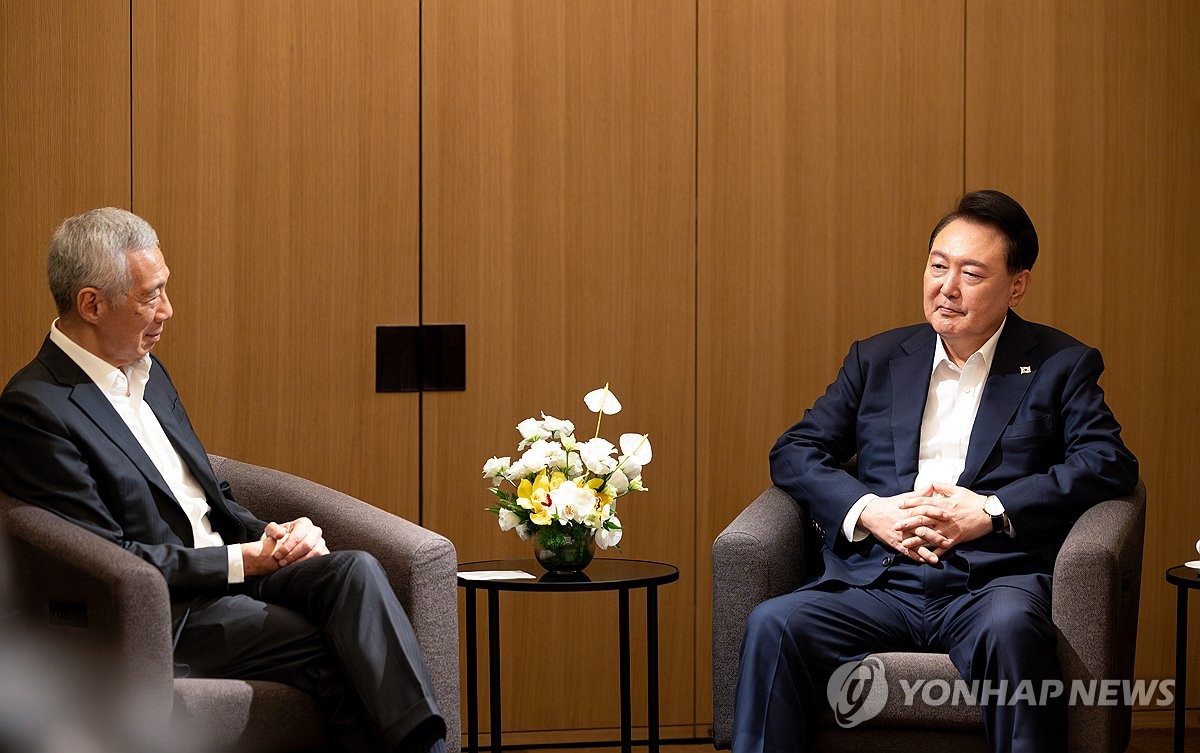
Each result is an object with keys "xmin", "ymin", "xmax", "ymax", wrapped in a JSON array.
[
  {"xmin": 732, "ymin": 554, "xmax": 1064, "ymax": 753},
  {"xmin": 173, "ymin": 550, "xmax": 444, "ymax": 753}
]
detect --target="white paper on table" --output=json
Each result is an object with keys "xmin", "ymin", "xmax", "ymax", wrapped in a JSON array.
[{"xmin": 457, "ymin": 570, "xmax": 536, "ymax": 581}]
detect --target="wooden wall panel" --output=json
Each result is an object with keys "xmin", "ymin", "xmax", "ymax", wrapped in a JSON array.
[
  {"xmin": 965, "ymin": 0, "xmax": 1200, "ymax": 708},
  {"xmin": 130, "ymin": 0, "xmax": 421, "ymax": 519},
  {"xmin": 422, "ymin": 0, "xmax": 697, "ymax": 737},
  {"xmin": 697, "ymin": 0, "xmax": 965, "ymax": 725},
  {"xmin": 0, "ymin": 0, "xmax": 131, "ymax": 377}
]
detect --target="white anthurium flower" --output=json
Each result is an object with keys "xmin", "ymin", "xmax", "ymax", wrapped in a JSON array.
[
  {"xmin": 595, "ymin": 518, "xmax": 623, "ymax": 550},
  {"xmin": 516, "ymin": 417, "xmax": 546, "ymax": 449},
  {"xmin": 579, "ymin": 437, "xmax": 618, "ymax": 475},
  {"xmin": 482, "ymin": 456, "xmax": 511, "ymax": 486},
  {"xmin": 497, "ymin": 508, "xmax": 521, "ymax": 531},
  {"xmin": 539, "ymin": 413, "xmax": 575, "ymax": 439},
  {"xmin": 584, "ymin": 386, "xmax": 622, "ymax": 415},
  {"xmin": 619, "ymin": 433, "xmax": 652, "ymax": 465},
  {"xmin": 551, "ymin": 481, "xmax": 593, "ymax": 524},
  {"xmin": 604, "ymin": 468, "xmax": 630, "ymax": 497}
]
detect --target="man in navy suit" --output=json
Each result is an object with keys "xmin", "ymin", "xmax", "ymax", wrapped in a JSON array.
[
  {"xmin": 732, "ymin": 190, "xmax": 1138, "ymax": 753},
  {"xmin": 0, "ymin": 208, "xmax": 445, "ymax": 753}
]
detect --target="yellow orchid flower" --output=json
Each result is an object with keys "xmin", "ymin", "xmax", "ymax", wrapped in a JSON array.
[
  {"xmin": 519, "ymin": 472, "xmax": 554, "ymax": 525},
  {"xmin": 587, "ymin": 477, "xmax": 614, "ymax": 511}
]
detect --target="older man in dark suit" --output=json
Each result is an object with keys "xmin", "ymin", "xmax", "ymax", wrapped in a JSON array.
[
  {"xmin": 732, "ymin": 190, "xmax": 1138, "ymax": 753},
  {"xmin": 0, "ymin": 208, "xmax": 445, "ymax": 753}
]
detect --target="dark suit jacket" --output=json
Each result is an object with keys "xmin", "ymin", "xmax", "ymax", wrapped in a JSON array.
[
  {"xmin": 770, "ymin": 312, "xmax": 1139, "ymax": 589},
  {"xmin": 0, "ymin": 338, "xmax": 267, "ymax": 595}
]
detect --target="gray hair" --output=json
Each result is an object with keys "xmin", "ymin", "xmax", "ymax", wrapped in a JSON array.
[{"xmin": 47, "ymin": 207, "xmax": 159, "ymax": 315}]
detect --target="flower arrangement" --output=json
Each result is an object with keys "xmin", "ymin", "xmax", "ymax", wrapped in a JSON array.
[{"xmin": 482, "ymin": 385, "xmax": 651, "ymax": 553}]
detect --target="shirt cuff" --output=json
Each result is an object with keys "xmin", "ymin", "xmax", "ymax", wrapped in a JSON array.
[
  {"xmin": 843, "ymin": 493, "xmax": 878, "ymax": 542},
  {"xmin": 226, "ymin": 543, "xmax": 245, "ymax": 584}
]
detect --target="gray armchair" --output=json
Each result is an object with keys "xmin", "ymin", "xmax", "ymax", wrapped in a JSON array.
[
  {"xmin": 0, "ymin": 454, "xmax": 460, "ymax": 753},
  {"xmin": 712, "ymin": 481, "xmax": 1146, "ymax": 752}
]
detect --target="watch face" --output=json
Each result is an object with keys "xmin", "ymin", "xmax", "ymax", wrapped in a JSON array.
[{"xmin": 984, "ymin": 496, "xmax": 1004, "ymax": 516}]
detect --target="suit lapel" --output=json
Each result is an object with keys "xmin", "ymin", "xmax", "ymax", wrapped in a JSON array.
[
  {"xmin": 39, "ymin": 341, "xmax": 181, "ymax": 505},
  {"xmin": 958, "ymin": 313, "xmax": 1041, "ymax": 487},
  {"xmin": 890, "ymin": 327, "xmax": 936, "ymax": 491},
  {"xmin": 142, "ymin": 361, "xmax": 224, "ymax": 506}
]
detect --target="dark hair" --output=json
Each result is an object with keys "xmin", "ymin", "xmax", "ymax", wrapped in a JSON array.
[{"xmin": 928, "ymin": 190, "xmax": 1038, "ymax": 273}]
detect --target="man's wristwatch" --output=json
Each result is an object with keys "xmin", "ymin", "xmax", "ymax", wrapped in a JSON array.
[{"xmin": 983, "ymin": 495, "xmax": 1007, "ymax": 535}]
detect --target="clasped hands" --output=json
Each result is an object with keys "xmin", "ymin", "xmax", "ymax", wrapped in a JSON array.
[
  {"xmin": 241, "ymin": 517, "xmax": 330, "ymax": 576},
  {"xmin": 859, "ymin": 483, "xmax": 993, "ymax": 564}
]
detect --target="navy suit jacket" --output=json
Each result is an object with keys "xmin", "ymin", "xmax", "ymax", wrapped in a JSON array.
[
  {"xmin": 770, "ymin": 312, "xmax": 1139, "ymax": 589},
  {"xmin": 0, "ymin": 338, "xmax": 267, "ymax": 596}
]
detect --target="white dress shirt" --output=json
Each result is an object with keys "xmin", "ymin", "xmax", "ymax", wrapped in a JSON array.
[
  {"xmin": 49, "ymin": 322, "xmax": 245, "ymax": 582},
  {"xmin": 842, "ymin": 318, "xmax": 1010, "ymax": 541}
]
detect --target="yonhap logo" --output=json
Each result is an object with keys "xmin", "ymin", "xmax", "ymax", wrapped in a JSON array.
[{"xmin": 827, "ymin": 657, "xmax": 888, "ymax": 728}]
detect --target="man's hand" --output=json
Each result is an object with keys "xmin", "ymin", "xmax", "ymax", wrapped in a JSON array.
[
  {"xmin": 241, "ymin": 536, "xmax": 282, "ymax": 577},
  {"xmin": 859, "ymin": 486, "xmax": 946, "ymax": 564},
  {"xmin": 893, "ymin": 483, "xmax": 993, "ymax": 560},
  {"xmin": 264, "ymin": 517, "xmax": 329, "ymax": 566}
]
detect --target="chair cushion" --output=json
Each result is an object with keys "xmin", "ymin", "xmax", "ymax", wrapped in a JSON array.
[{"xmin": 173, "ymin": 678, "xmax": 327, "ymax": 752}]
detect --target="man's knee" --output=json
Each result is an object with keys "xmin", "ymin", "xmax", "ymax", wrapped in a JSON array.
[{"xmin": 324, "ymin": 549, "xmax": 387, "ymax": 582}]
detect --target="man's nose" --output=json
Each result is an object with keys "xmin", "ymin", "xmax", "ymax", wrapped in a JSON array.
[
  {"xmin": 940, "ymin": 273, "xmax": 960, "ymax": 298},
  {"xmin": 158, "ymin": 290, "xmax": 173, "ymax": 320}
]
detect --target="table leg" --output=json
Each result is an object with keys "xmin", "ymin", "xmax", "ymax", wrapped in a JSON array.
[
  {"xmin": 647, "ymin": 585, "xmax": 660, "ymax": 753},
  {"xmin": 619, "ymin": 588, "xmax": 632, "ymax": 753},
  {"xmin": 1176, "ymin": 583, "xmax": 1188, "ymax": 753},
  {"xmin": 489, "ymin": 589, "xmax": 502, "ymax": 753},
  {"xmin": 466, "ymin": 585, "xmax": 478, "ymax": 753}
]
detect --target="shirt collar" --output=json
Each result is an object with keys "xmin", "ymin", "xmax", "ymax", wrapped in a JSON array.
[
  {"xmin": 49, "ymin": 319, "xmax": 152, "ymax": 399},
  {"xmin": 931, "ymin": 314, "xmax": 1007, "ymax": 375}
]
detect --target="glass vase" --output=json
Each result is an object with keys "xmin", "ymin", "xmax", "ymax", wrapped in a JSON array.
[{"xmin": 531, "ymin": 525, "xmax": 596, "ymax": 574}]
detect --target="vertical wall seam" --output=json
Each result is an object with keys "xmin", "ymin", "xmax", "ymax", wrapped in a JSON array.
[
  {"xmin": 417, "ymin": 0, "xmax": 426, "ymax": 528},
  {"xmin": 962, "ymin": 0, "xmax": 968, "ymax": 194},
  {"xmin": 692, "ymin": 0, "xmax": 701, "ymax": 728},
  {"xmin": 129, "ymin": 0, "xmax": 135, "ymax": 209}
]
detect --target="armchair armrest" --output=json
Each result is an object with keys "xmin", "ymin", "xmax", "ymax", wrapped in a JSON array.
[
  {"xmin": 207, "ymin": 455, "xmax": 461, "ymax": 749},
  {"xmin": 1052, "ymin": 480, "xmax": 1146, "ymax": 753},
  {"xmin": 2, "ymin": 501, "xmax": 175, "ymax": 717},
  {"xmin": 711, "ymin": 485, "xmax": 810, "ymax": 747}
]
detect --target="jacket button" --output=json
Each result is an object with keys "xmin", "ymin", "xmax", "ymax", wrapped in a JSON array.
[{"xmin": 882, "ymin": 556, "xmax": 894, "ymax": 566}]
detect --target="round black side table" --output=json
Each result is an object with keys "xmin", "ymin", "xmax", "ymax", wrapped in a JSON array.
[
  {"xmin": 457, "ymin": 558, "xmax": 679, "ymax": 753},
  {"xmin": 1166, "ymin": 565, "xmax": 1200, "ymax": 753}
]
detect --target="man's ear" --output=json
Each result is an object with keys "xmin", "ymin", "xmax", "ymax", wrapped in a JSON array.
[
  {"xmin": 75, "ymin": 287, "xmax": 106, "ymax": 324},
  {"xmin": 1009, "ymin": 270, "xmax": 1031, "ymax": 307}
]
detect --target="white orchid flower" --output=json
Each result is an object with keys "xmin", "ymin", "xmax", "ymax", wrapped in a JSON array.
[
  {"xmin": 584, "ymin": 386, "xmax": 622, "ymax": 415},
  {"xmin": 595, "ymin": 518, "xmax": 623, "ymax": 550},
  {"xmin": 579, "ymin": 437, "xmax": 618, "ymax": 475},
  {"xmin": 550, "ymin": 481, "xmax": 593, "ymax": 524},
  {"xmin": 619, "ymin": 433, "xmax": 652, "ymax": 465},
  {"xmin": 481, "ymin": 456, "xmax": 511, "ymax": 486},
  {"xmin": 497, "ymin": 508, "xmax": 521, "ymax": 532}
]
